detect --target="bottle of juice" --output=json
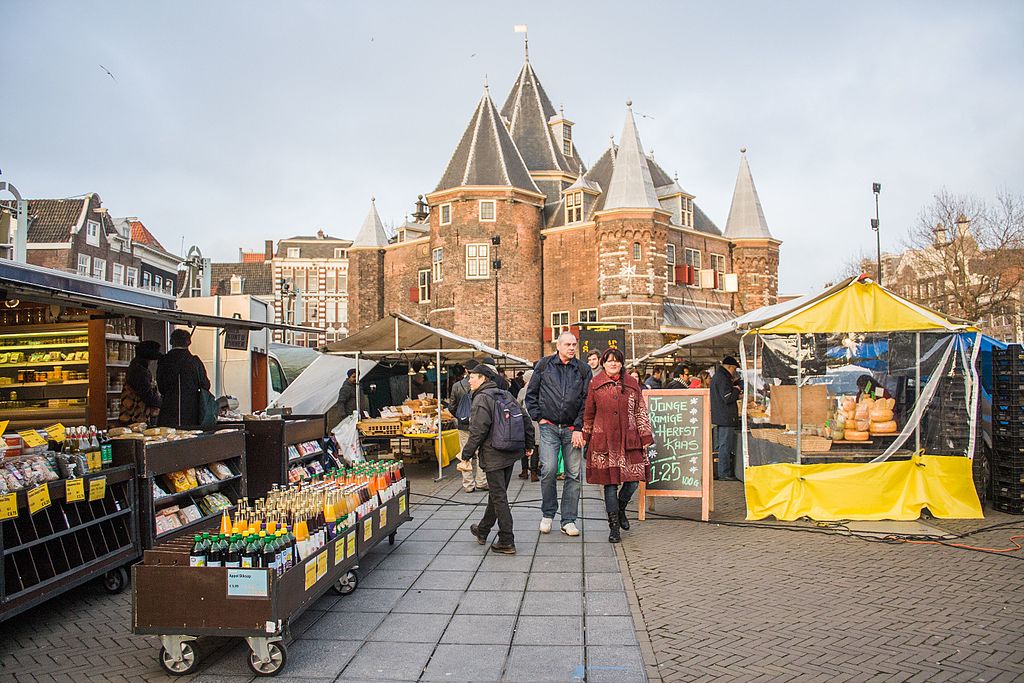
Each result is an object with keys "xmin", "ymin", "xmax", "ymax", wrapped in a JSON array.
[
  {"xmin": 189, "ymin": 535, "xmax": 207, "ymax": 567},
  {"xmin": 225, "ymin": 535, "xmax": 241, "ymax": 568},
  {"xmin": 207, "ymin": 535, "xmax": 224, "ymax": 568}
]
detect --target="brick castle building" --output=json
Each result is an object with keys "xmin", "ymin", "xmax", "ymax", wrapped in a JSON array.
[{"xmin": 351, "ymin": 53, "xmax": 782, "ymax": 361}]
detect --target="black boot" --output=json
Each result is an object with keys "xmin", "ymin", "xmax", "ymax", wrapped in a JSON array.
[
  {"xmin": 607, "ymin": 512, "xmax": 621, "ymax": 543},
  {"xmin": 617, "ymin": 503, "xmax": 630, "ymax": 531}
]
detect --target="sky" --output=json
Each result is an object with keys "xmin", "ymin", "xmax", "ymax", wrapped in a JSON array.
[{"xmin": 2, "ymin": 1, "xmax": 1022, "ymax": 294}]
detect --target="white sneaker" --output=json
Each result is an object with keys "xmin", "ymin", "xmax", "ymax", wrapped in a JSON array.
[
  {"xmin": 561, "ymin": 522, "xmax": 580, "ymax": 537},
  {"xmin": 539, "ymin": 517, "xmax": 553, "ymax": 534}
]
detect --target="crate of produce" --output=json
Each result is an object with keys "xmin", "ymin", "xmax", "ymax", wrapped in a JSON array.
[
  {"xmin": 357, "ymin": 419, "xmax": 402, "ymax": 436},
  {"xmin": 991, "ymin": 460, "xmax": 1024, "ymax": 483},
  {"xmin": 993, "ymin": 497, "xmax": 1024, "ymax": 515}
]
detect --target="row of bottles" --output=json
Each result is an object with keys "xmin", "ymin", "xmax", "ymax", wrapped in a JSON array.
[
  {"xmin": 189, "ymin": 530, "xmax": 296, "ymax": 574},
  {"xmin": 59, "ymin": 425, "xmax": 113, "ymax": 470}
]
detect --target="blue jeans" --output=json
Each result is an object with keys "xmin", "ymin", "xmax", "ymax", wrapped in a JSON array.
[
  {"xmin": 538, "ymin": 424, "xmax": 582, "ymax": 525},
  {"xmin": 716, "ymin": 425, "xmax": 737, "ymax": 478}
]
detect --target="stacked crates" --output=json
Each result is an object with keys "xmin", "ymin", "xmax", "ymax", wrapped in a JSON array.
[{"xmin": 992, "ymin": 344, "xmax": 1024, "ymax": 514}]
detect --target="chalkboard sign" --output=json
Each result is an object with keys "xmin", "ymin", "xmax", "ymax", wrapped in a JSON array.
[
  {"xmin": 579, "ymin": 325, "xmax": 626, "ymax": 357},
  {"xmin": 224, "ymin": 326, "xmax": 249, "ymax": 351},
  {"xmin": 639, "ymin": 388, "xmax": 713, "ymax": 521}
]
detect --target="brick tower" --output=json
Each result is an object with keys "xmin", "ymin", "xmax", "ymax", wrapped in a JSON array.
[
  {"xmin": 724, "ymin": 150, "xmax": 781, "ymax": 313},
  {"xmin": 346, "ymin": 199, "xmax": 388, "ymax": 333}
]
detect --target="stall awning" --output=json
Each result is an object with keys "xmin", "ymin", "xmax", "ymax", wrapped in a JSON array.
[
  {"xmin": 0, "ymin": 259, "xmax": 320, "ymax": 334},
  {"xmin": 325, "ymin": 313, "xmax": 533, "ymax": 367},
  {"xmin": 661, "ymin": 302, "xmax": 735, "ymax": 335}
]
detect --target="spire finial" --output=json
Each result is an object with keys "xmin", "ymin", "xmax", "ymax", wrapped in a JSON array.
[
  {"xmin": 483, "ymin": 73, "xmax": 488, "ymax": 92},
  {"xmin": 514, "ymin": 24, "xmax": 529, "ymax": 62},
  {"xmin": 626, "ymin": 99, "xmax": 632, "ymax": 108},
  {"xmin": 740, "ymin": 147, "xmax": 747, "ymax": 154},
  {"xmin": 674, "ymin": 171, "xmax": 679, "ymax": 182},
  {"xmin": 371, "ymin": 196, "xmax": 376, "ymax": 203}
]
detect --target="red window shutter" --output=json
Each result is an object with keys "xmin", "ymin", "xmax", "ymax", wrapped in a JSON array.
[
  {"xmin": 543, "ymin": 327, "xmax": 553, "ymax": 342},
  {"xmin": 674, "ymin": 265, "xmax": 685, "ymax": 283},
  {"xmin": 688, "ymin": 265, "xmax": 697, "ymax": 285},
  {"xmin": 409, "ymin": 287, "xmax": 418, "ymax": 303}
]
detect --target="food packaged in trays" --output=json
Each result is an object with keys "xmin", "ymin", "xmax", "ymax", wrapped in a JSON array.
[
  {"xmin": 2, "ymin": 462, "xmax": 23, "ymax": 491},
  {"xmin": 155, "ymin": 508, "xmax": 183, "ymax": 534},
  {"xmin": 177, "ymin": 504, "xmax": 203, "ymax": 524},
  {"xmin": 199, "ymin": 492, "xmax": 232, "ymax": 515},
  {"xmin": 165, "ymin": 469, "xmax": 193, "ymax": 493},
  {"xmin": 288, "ymin": 466, "xmax": 303, "ymax": 483},
  {"xmin": 152, "ymin": 480, "xmax": 169, "ymax": 500},
  {"xmin": 306, "ymin": 460, "xmax": 325, "ymax": 476},
  {"xmin": 208, "ymin": 461, "xmax": 233, "ymax": 480},
  {"xmin": 194, "ymin": 466, "xmax": 217, "ymax": 486}
]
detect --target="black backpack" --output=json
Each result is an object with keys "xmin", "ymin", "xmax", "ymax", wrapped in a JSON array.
[{"xmin": 487, "ymin": 389, "xmax": 526, "ymax": 451}]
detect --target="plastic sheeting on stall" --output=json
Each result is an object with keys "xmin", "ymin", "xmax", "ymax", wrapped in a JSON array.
[
  {"xmin": 744, "ymin": 452, "xmax": 984, "ymax": 521},
  {"xmin": 267, "ymin": 354, "xmax": 377, "ymax": 416}
]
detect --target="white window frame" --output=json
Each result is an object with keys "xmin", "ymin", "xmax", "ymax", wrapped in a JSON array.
[
  {"xmin": 92, "ymin": 258, "xmax": 106, "ymax": 280},
  {"xmin": 465, "ymin": 243, "xmax": 490, "ymax": 280},
  {"xmin": 126, "ymin": 267, "xmax": 138, "ymax": 287},
  {"xmin": 230, "ymin": 274, "xmax": 243, "ymax": 295},
  {"xmin": 86, "ymin": 220, "xmax": 101, "ymax": 247},
  {"xmin": 633, "ymin": 242, "xmax": 641, "ymax": 261},
  {"xmin": 578, "ymin": 308, "xmax": 598, "ymax": 323},
  {"xmin": 681, "ymin": 196, "xmax": 693, "ymax": 227},
  {"xmin": 154, "ymin": 275, "xmax": 163, "ymax": 291},
  {"xmin": 666, "ymin": 244, "xmax": 677, "ymax": 284},
  {"xmin": 333, "ymin": 248, "xmax": 347, "ymax": 259},
  {"xmin": 417, "ymin": 269, "xmax": 431, "ymax": 303},
  {"xmin": 432, "ymin": 248, "xmax": 443, "ymax": 282},
  {"xmin": 77, "ymin": 254, "xmax": 91, "ymax": 276},
  {"xmin": 325, "ymin": 269, "xmax": 337, "ymax": 293},
  {"xmin": 440, "ymin": 203, "xmax": 452, "ymax": 226},
  {"xmin": 479, "ymin": 200, "xmax": 496, "ymax": 222},
  {"xmin": 565, "ymin": 191, "xmax": 582, "ymax": 223},
  {"xmin": 112, "ymin": 263, "xmax": 124, "ymax": 285},
  {"xmin": 142, "ymin": 271, "xmax": 152, "ymax": 289},
  {"xmin": 684, "ymin": 248, "xmax": 702, "ymax": 288},
  {"xmin": 710, "ymin": 253, "xmax": 726, "ymax": 291},
  {"xmin": 287, "ymin": 247, "xmax": 300, "ymax": 258},
  {"xmin": 551, "ymin": 311, "xmax": 570, "ymax": 339}
]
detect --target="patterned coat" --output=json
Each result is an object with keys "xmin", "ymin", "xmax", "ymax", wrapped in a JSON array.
[{"xmin": 583, "ymin": 373, "xmax": 654, "ymax": 485}]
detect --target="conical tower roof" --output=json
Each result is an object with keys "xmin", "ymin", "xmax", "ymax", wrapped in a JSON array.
[
  {"xmin": 603, "ymin": 103, "xmax": 661, "ymax": 211},
  {"xmin": 500, "ymin": 61, "xmax": 578, "ymax": 174},
  {"xmin": 352, "ymin": 198, "xmax": 390, "ymax": 248},
  {"xmin": 724, "ymin": 150, "xmax": 773, "ymax": 239},
  {"xmin": 435, "ymin": 88, "xmax": 540, "ymax": 194}
]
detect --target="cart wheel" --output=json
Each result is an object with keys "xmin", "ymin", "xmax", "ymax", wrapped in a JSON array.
[
  {"xmin": 159, "ymin": 642, "xmax": 197, "ymax": 676},
  {"xmin": 248, "ymin": 641, "xmax": 287, "ymax": 677},
  {"xmin": 103, "ymin": 566, "xmax": 129, "ymax": 594},
  {"xmin": 333, "ymin": 569, "xmax": 359, "ymax": 596},
  {"xmin": 388, "ymin": 532, "xmax": 396, "ymax": 546}
]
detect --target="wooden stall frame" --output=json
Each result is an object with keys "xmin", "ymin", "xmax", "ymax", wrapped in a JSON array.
[{"xmin": 638, "ymin": 389, "xmax": 714, "ymax": 522}]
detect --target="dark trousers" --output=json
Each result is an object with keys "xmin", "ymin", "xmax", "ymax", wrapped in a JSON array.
[
  {"xmin": 478, "ymin": 464, "xmax": 515, "ymax": 545},
  {"xmin": 603, "ymin": 482, "xmax": 639, "ymax": 514},
  {"xmin": 520, "ymin": 452, "xmax": 539, "ymax": 474}
]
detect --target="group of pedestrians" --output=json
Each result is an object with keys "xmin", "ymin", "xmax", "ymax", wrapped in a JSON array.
[{"xmin": 119, "ymin": 328, "xmax": 212, "ymax": 429}]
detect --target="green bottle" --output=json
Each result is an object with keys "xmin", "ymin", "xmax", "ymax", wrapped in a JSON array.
[{"xmin": 189, "ymin": 535, "xmax": 206, "ymax": 567}]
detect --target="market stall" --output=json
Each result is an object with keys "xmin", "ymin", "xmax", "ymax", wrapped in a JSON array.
[
  {"xmin": 325, "ymin": 313, "xmax": 532, "ymax": 479},
  {"xmin": 645, "ymin": 276, "xmax": 985, "ymax": 521}
]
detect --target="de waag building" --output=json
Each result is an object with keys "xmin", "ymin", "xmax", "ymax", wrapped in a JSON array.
[{"xmin": 346, "ymin": 53, "xmax": 781, "ymax": 362}]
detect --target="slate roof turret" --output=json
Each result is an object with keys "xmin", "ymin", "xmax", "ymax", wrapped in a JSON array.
[
  {"xmin": 724, "ymin": 149, "xmax": 773, "ymax": 240},
  {"xmin": 602, "ymin": 102, "xmax": 661, "ymax": 211},
  {"xmin": 352, "ymin": 198, "xmax": 391, "ymax": 248},
  {"xmin": 500, "ymin": 61, "xmax": 581, "ymax": 174}
]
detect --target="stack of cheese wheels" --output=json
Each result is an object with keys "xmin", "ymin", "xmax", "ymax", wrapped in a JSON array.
[
  {"xmin": 868, "ymin": 397, "xmax": 898, "ymax": 435},
  {"xmin": 844, "ymin": 397, "xmax": 872, "ymax": 441}
]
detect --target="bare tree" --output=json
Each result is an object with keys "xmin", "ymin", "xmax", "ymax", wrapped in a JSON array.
[
  {"xmin": 835, "ymin": 247, "xmax": 873, "ymax": 282},
  {"xmin": 902, "ymin": 189, "xmax": 1024, "ymax": 323}
]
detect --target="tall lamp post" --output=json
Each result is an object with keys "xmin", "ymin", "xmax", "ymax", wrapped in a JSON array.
[
  {"xmin": 871, "ymin": 182, "xmax": 882, "ymax": 283},
  {"xmin": 491, "ymin": 235, "xmax": 502, "ymax": 349}
]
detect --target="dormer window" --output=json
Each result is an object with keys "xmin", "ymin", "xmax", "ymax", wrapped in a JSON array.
[
  {"xmin": 562, "ymin": 124, "xmax": 573, "ymax": 157},
  {"xmin": 680, "ymin": 197, "xmax": 693, "ymax": 228},
  {"xmin": 565, "ymin": 191, "xmax": 583, "ymax": 223},
  {"xmin": 287, "ymin": 247, "xmax": 300, "ymax": 258},
  {"xmin": 398, "ymin": 229, "xmax": 406, "ymax": 242},
  {"xmin": 86, "ymin": 220, "xmax": 101, "ymax": 247},
  {"xmin": 230, "ymin": 274, "xmax": 243, "ymax": 294}
]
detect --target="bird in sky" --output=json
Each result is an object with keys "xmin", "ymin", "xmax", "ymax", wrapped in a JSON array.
[{"xmin": 99, "ymin": 64, "xmax": 116, "ymax": 82}]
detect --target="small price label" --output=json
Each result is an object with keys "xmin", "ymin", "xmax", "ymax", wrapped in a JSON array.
[
  {"xmin": 399, "ymin": 495, "xmax": 406, "ymax": 515},
  {"xmin": 363, "ymin": 517, "xmax": 373, "ymax": 542},
  {"xmin": 0, "ymin": 420, "xmax": 9, "ymax": 436},
  {"xmin": 304, "ymin": 561, "xmax": 316, "ymax": 591},
  {"xmin": 316, "ymin": 551, "xmax": 328, "ymax": 580},
  {"xmin": 87, "ymin": 451, "xmax": 102, "ymax": 471},
  {"xmin": 0, "ymin": 493, "xmax": 17, "ymax": 521},
  {"xmin": 65, "ymin": 478, "xmax": 85, "ymax": 503},
  {"xmin": 379, "ymin": 506, "xmax": 388, "ymax": 530},
  {"xmin": 346, "ymin": 531, "xmax": 356, "ymax": 558},
  {"xmin": 19, "ymin": 429, "xmax": 47, "ymax": 448},
  {"xmin": 334, "ymin": 537, "xmax": 345, "ymax": 566},
  {"xmin": 27, "ymin": 484, "xmax": 51, "ymax": 514},
  {"xmin": 44, "ymin": 423, "xmax": 66, "ymax": 443},
  {"xmin": 88, "ymin": 476, "xmax": 106, "ymax": 502}
]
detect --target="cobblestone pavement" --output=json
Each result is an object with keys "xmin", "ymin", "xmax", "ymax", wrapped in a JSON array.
[
  {"xmin": 619, "ymin": 481, "xmax": 1024, "ymax": 683},
  {"xmin": 0, "ymin": 462, "xmax": 645, "ymax": 682}
]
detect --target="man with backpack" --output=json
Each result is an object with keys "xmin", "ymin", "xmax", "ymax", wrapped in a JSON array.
[
  {"xmin": 452, "ymin": 360, "xmax": 488, "ymax": 492},
  {"xmin": 525, "ymin": 331, "xmax": 593, "ymax": 536},
  {"xmin": 462, "ymin": 362, "xmax": 535, "ymax": 554}
]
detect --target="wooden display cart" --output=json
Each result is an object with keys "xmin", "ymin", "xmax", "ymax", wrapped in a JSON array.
[
  {"xmin": 225, "ymin": 416, "xmax": 328, "ymax": 498},
  {"xmin": 0, "ymin": 463, "xmax": 139, "ymax": 621},
  {"xmin": 133, "ymin": 484, "xmax": 411, "ymax": 676}
]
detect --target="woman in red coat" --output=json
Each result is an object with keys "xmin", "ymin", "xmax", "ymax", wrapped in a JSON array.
[{"xmin": 583, "ymin": 348, "xmax": 655, "ymax": 543}]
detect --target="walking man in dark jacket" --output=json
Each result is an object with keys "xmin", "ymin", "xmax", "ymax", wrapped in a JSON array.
[
  {"xmin": 462, "ymin": 363, "xmax": 535, "ymax": 554},
  {"xmin": 525, "ymin": 331, "xmax": 592, "ymax": 536},
  {"xmin": 156, "ymin": 329, "xmax": 211, "ymax": 428},
  {"xmin": 710, "ymin": 356, "xmax": 741, "ymax": 480}
]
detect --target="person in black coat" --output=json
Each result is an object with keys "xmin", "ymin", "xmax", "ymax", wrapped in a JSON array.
[
  {"xmin": 119, "ymin": 340, "xmax": 163, "ymax": 425},
  {"xmin": 462, "ymin": 363, "xmax": 535, "ymax": 555},
  {"xmin": 338, "ymin": 368, "xmax": 367, "ymax": 416},
  {"xmin": 710, "ymin": 356, "xmax": 741, "ymax": 481},
  {"xmin": 156, "ymin": 329, "xmax": 211, "ymax": 428}
]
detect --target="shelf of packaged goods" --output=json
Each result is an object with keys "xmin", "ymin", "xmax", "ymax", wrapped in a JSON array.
[
  {"xmin": 105, "ymin": 334, "xmax": 140, "ymax": 343},
  {"xmin": 4, "ymin": 466, "xmax": 133, "ymax": 512},
  {"xmin": 155, "ymin": 505, "xmax": 236, "ymax": 543},
  {"xmin": 0, "ymin": 342, "xmax": 89, "ymax": 351},
  {"xmin": 0, "ymin": 379, "xmax": 90, "ymax": 389},
  {"xmin": 0, "ymin": 360, "xmax": 89, "ymax": 369},
  {"xmin": 153, "ymin": 474, "xmax": 243, "ymax": 509},
  {"xmin": 288, "ymin": 449, "xmax": 323, "ymax": 464},
  {"xmin": 0, "ymin": 328, "xmax": 88, "ymax": 339},
  {"xmin": 106, "ymin": 361, "xmax": 131, "ymax": 368},
  {"xmin": 0, "ymin": 406, "xmax": 87, "ymax": 420}
]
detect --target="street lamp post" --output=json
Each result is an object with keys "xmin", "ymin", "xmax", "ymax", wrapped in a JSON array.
[
  {"xmin": 491, "ymin": 235, "xmax": 502, "ymax": 349},
  {"xmin": 871, "ymin": 183, "xmax": 882, "ymax": 283}
]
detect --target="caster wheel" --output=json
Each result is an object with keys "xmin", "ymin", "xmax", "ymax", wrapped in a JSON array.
[
  {"xmin": 333, "ymin": 569, "xmax": 358, "ymax": 596},
  {"xmin": 388, "ymin": 532, "xmax": 396, "ymax": 546},
  {"xmin": 159, "ymin": 643, "xmax": 197, "ymax": 676},
  {"xmin": 103, "ymin": 567, "xmax": 129, "ymax": 594},
  {"xmin": 248, "ymin": 641, "xmax": 287, "ymax": 676}
]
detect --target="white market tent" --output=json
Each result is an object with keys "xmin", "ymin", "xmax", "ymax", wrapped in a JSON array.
[
  {"xmin": 325, "ymin": 313, "xmax": 533, "ymax": 478},
  {"xmin": 267, "ymin": 354, "xmax": 378, "ymax": 416}
]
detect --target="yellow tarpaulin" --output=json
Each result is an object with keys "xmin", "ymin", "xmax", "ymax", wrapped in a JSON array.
[
  {"xmin": 405, "ymin": 429, "xmax": 459, "ymax": 468},
  {"xmin": 744, "ymin": 454, "xmax": 984, "ymax": 521},
  {"xmin": 754, "ymin": 280, "xmax": 969, "ymax": 335}
]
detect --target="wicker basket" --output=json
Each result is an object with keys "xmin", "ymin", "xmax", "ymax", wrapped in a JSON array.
[{"xmin": 357, "ymin": 420, "xmax": 403, "ymax": 436}]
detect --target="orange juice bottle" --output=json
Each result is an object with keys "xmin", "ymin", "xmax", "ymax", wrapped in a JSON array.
[{"xmin": 219, "ymin": 510, "xmax": 232, "ymax": 535}]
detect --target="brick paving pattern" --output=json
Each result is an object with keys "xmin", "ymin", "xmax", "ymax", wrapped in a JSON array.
[{"xmin": 620, "ymin": 481, "xmax": 1024, "ymax": 683}]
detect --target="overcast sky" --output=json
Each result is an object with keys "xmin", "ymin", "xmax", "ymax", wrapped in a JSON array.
[{"xmin": 2, "ymin": 1, "xmax": 1022, "ymax": 294}]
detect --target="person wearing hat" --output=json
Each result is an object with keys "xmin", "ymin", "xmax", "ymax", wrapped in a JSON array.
[
  {"xmin": 710, "ymin": 355, "xmax": 742, "ymax": 481},
  {"xmin": 119, "ymin": 340, "xmax": 163, "ymax": 425},
  {"xmin": 463, "ymin": 362, "xmax": 535, "ymax": 554},
  {"xmin": 156, "ymin": 329, "xmax": 212, "ymax": 428},
  {"xmin": 338, "ymin": 368, "xmax": 368, "ymax": 417}
]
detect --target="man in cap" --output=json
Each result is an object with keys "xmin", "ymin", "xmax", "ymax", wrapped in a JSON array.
[
  {"xmin": 463, "ymin": 362, "xmax": 535, "ymax": 554},
  {"xmin": 710, "ymin": 356, "xmax": 742, "ymax": 481},
  {"xmin": 338, "ymin": 368, "xmax": 368, "ymax": 417}
]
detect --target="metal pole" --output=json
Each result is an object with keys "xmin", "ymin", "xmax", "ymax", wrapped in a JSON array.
[
  {"xmin": 354, "ymin": 351, "xmax": 361, "ymax": 418},
  {"xmin": 435, "ymin": 350, "xmax": 443, "ymax": 481},
  {"xmin": 872, "ymin": 182, "xmax": 882, "ymax": 283},
  {"xmin": 914, "ymin": 333, "xmax": 921, "ymax": 453},
  {"xmin": 796, "ymin": 334, "xmax": 802, "ymax": 464},
  {"xmin": 494, "ymin": 273, "xmax": 499, "ymax": 349}
]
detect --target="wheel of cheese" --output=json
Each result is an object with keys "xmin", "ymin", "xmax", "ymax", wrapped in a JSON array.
[
  {"xmin": 869, "ymin": 409, "xmax": 894, "ymax": 422},
  {"xmin": 854, "ymin": 419, "xmax": 870, "ymax": 432},
  {"xmin": 869, "ymin": 420, "xmax": 898, "ymax": 434},
  {"xmin": 844, "ymin": 430, "xmax": 869, "ymax": 441}
]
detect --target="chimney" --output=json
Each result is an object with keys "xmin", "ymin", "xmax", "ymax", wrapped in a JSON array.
[
  {"xmin": 264, "ymin": 239, "xmax": 274, "ymax": 262},
  {"xmin": 317, "ymin": 229, "xmax": 325, "ymax": 239}
]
